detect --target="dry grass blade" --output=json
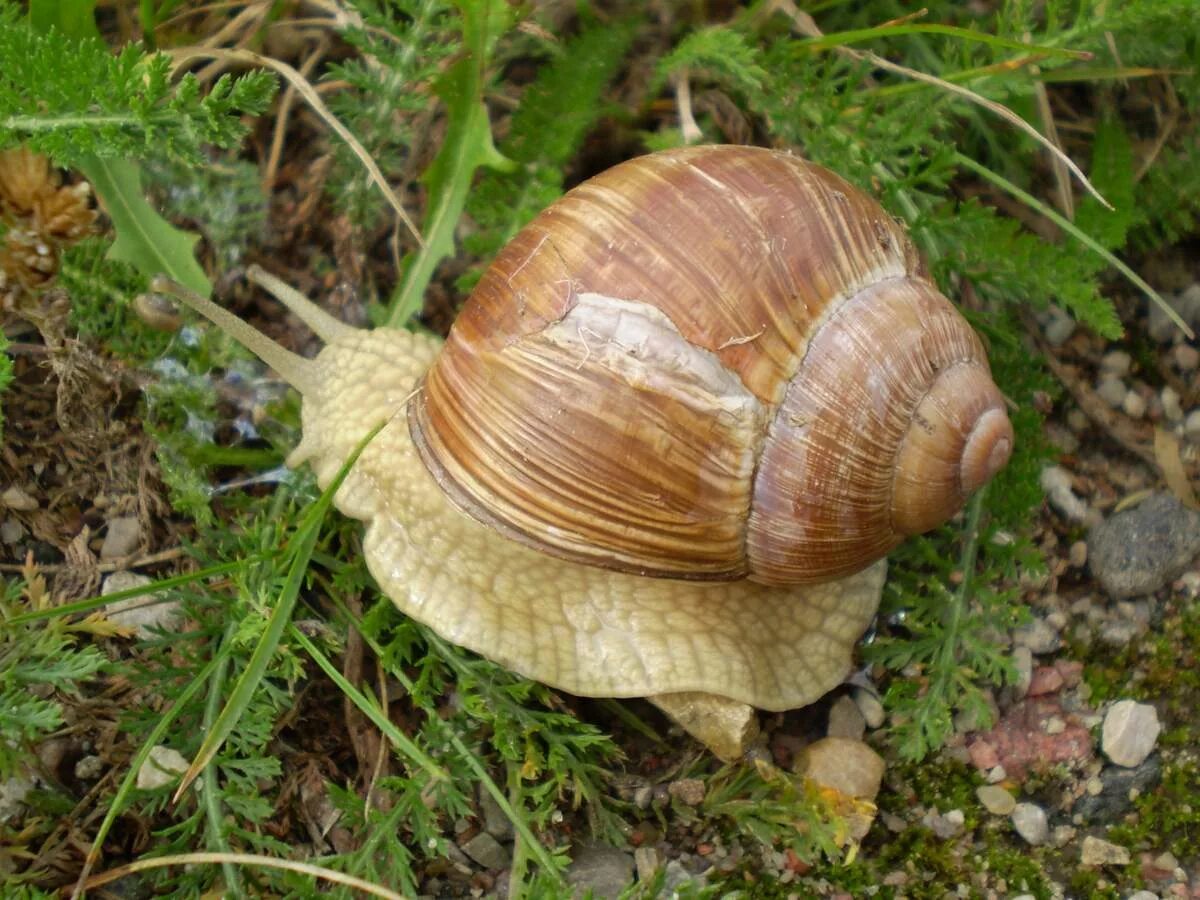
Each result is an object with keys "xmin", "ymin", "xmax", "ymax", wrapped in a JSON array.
[
  {"xmin": 1155, "ymin": 427, "xmax": 1199, "ymax": 510},
  {"xmin": 162, "ymin": 45, "xmax": 424, "ymax": 248},
  {"xmin": 81, "ymin": 852, "xmax": 412, "ymax": 899}
]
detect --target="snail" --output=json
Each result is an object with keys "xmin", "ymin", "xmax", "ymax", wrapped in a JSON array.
[{"xmin": 157, "ymin": 145, "xmax": 1013, "ymax": 759}]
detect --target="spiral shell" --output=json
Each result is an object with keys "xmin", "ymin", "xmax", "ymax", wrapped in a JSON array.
[{"xmin": 409, "ymin": 145, "xmax": 1012, "ymax": 585}]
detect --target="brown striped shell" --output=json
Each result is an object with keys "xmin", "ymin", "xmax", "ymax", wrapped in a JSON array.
[{"xmin": 409, "ymin": 145, "xmax": 1012, "ymax": 586}]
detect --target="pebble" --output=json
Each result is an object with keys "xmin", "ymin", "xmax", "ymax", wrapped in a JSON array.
[
  {"xmin": 924, "ymin": 808, "xmax": 965, "ymax": 839},
  {"xmin": 1080, "ymin": 835, "xmax": 1132, "ymax": 866},
  {"xmin": 1102, "ymin": 700, "xmax": 1161, "ymax": 767},
  {"xmin": 667, "ymin": 778, "xmax": 706, "ymax": 807},
  {"xmin": 0, "ymin": 773, "xmax": 36, "ymax": 823},
  {"xmin": 1161, "ymin": 386, "xmax": 1183, "ymax": 422},
  {"xmin": 1100, "ymin": 350, "xmax": 1133, "ymax": 377},
  {"xmin": 1069, "ymin": 540, "xmax": 1088, "ymax": 568},
  {"xmin": 799, "ymin": 737, "xmax": 885, "ymax": 802},
  {"xmin": 1, "ymin": 485, "xmax": 37, "ymax": 511},
  {"xmin": 1039, "ymin": 465, "xmax": 1091, "ymax": 524},
  {"xmin": 1027, "ymin": 665, "xmax": 1064, "ymax": 696},
  {"xmin": 459, "ymin": 832, "xmax": 510, "ymax": 870},
  {"xmin": 827, "ymin": 695, "xmax": 866, "ymax": 741},
  {"xmin": 1013, "ymin": 617, "xmax": 1062, "ymax": 655},
  {"xmin": 1172, "ymin": 342, "xmax": 1200, "ymax": 371},
  {"xmin": 136, "ymin": 745, "xmax": 189, "ymax": 790},
  {"xmin": 976, "ymin": 784, "xmax": 1016, "ymax": 816},
  {"xmin": 1096, "ymin": 374, "xmax": 1128, "ymax": 408},
  {"xmin": 1125, "ymin": 892, "xmax": 1160, "ymax": 900},
  {"xmin": 74, "ymin": 755, "xmax": 103, "ymax": 780},
  {"xmin": 633, "ymin": 846, "xmax": 662, "ymax": 883},
  {"xmin": 1042, "ymin": 305, "xmax": 1076, "ymax": 346},
  {"xmin": 1011, "ymin": 802, "xmax": 1049, "ymax": 846},
  {"xmin": 1148, "ymin": 283, "xmax": 1200, "ymax": 342},
  {"xmin": 477, "ymin": 784, "xmax": 514, "ymax": 840},
  {"xmin": 102, "ymin": 571, "xmax": 182, "ymax": 639},
  {"xmin": 1186, "ymin": 409, "xmax": 1200, "ymax": 440},
  {"xmin": 0, "ymin": 517, "xmax": 25, "ymax": 544},
  {"xmin": 1012, "ymin": 645, "xmax": 1034, "ymax": 697},
  {"xmin": 1089, "ymin": 493, "xmax": 1200, "ymax": 598},
  {"xmin": 100, "ymin": 516, "xmax": 141, "ymax": 560},
  {"xmin": 565, "ymin": 845, "xmax": 635, "ymax": 900},
  {"xmin": 1122, "ymin": 389, "xmax": 1147, "ymax": 419},
  {"xmin": 852, "ymin": 687, "xmax": 885, "ymax": 729},
  {"xmin": 1073, "ymin": 755, "xmax": 1162, "ymax": 824}
]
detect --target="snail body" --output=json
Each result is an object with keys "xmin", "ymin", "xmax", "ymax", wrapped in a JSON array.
[{"xmin": 163, "ymin": 145, "xmax": 1011, "ymax": 752}]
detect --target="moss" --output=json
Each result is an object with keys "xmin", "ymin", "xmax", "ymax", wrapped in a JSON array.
[
  {"xmin": 880, "ymin": 756, "xmax": 983, "ymax": 824},
  {"xmin": 1109, "ymin": 759, "xmax": 1200, "ymax": 863},
  {"xmin": 979, "ymin": 838, "xmax": 1052, "ymax": 899}
]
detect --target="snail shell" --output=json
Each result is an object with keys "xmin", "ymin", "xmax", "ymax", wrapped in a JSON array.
[{"xmin": 410, "ymin": 145, "xmax": 1012, "ymax": 585}]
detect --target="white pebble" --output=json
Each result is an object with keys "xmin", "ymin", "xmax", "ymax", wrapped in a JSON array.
[
  {"xmin": 1161, "ymin": 386, "xmax": 1183, "ymax": 422},
  {"xmin": 1102, "ymin": 700, "xmax": 1160, "ymax": 767},
  {"xmin": 136, "ymin": 746, "xmax": 189, "ymax": 790},
  {"xmin": 1011, "ymin": 802, "xmax": 1049, "ymax": 846},
  {"xmin": 1080, "ymin": 835, "xmax": 1131, "ymax": 866},
  {"xmin": 1100, "ymin": 350, "xmax": 1132, "ymax": 377},
  {"xmin": 1043, "ymin": 306, "xmax": 1076, "ymax": 346},
  {"xmin": 1096, "ymin": 374, "xmax": 1128, "ymax": 408},
  {"xmin": 1186, "ymin": 409, "xmax": 1200, "ymax": 440},
  {"xmin": 1121, "ymin": 390, "xmax": 1147, "ymax": 419}
]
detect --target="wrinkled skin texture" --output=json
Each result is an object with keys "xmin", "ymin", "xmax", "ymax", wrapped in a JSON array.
[{"xmin": 289, "ymin": 328, "xmax": 884, "ymax": 713}]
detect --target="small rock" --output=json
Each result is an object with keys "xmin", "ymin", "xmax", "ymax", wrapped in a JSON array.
[
  {"xmin": 74, "ymin": 755, "xmax": 103, "ymax": 780},
  {"xmin": 1149, "ymin": 284, "xmax": 1200, "ymax": 342},
  {"xmin": 1172, "ymin": 342, "xmax": 1200, "ymax": 371},
  {"xmin": 1125, "ymin": 892, "xmax": 1160, "ymax": 900},
  {"xmin": 1011, "ymin": 802, "xmax": 1049, "ymax": 846},
  {"xmin": 1099, "ymin": 619, "xmax": 1142, "ymax": 648},
  {"xmin": 460, "ymin": 832, "xmax": 511, "ymax": 870},
  {"xmin": 566, "ymin": 845, "xmax": 635, "ymax": 900},
  {"xmin": 976, "ymin": 784, "xmax": 1016, "ymax": 816},
  {"xmin": 0, "ymin": 773, "xmax": 37, "ymax": 823},
  {"xmin": 102, "ymin": 571, "xmax": 182, "ymax": 639},
  {"xmin": 477, "ymin": 784, "xmax": 514, "ymax": 841},
  {"xmin": 632, "ymin": 785, "xmax": 653, "ymax": 811},
  {"xmin": 1161, "ymin": 386, "xmax": 1184, "ymax": 422},
  {"xmin": 1027, "ymin": 665, "xmax": 1064, "ymax": 696},
  {"xmin": 1042, "ymin": 305, "xmax": 1076, "ymax": 346},
  {"xmin": 1102, "ymin": 700, "xmax": 1161, "ymax": 767},
  {"xmin": 648, "ymin": 692, "xmax": 758, "ymax": 762},
  {"xmin": 1069, "ymin": 540, "xmax": 1088, "ymax": 568},
  {"xmin": 1096, "ymin": 374, "xmax": 1128, "ymax": 408},
  {"xmin": 1012, "ymin": 646, "xmax": 1034, "ymax": 698},
  {"xmin": 100, "ymin": 516, "xmax": 141, "ymax": 560},
  {"xmin": 852, "ymin": 688, "xmax": 885, "ymax": 729},
  {"xmin": 667, "ymin": 778, "xmax": 706, "ymax": 807},
  {"xmin": 799, "ymin": 737, "xmax": 885, "ymax": 802},
  {"xmin": 1122, "ymin": 390, "xmax": 1147, "ymax": 419},
  {"xmin": 1100, "ymin": 350, "xmax": 1133, "ymax": 377},
  {"xmin": 924, "ymin": 808, "xmax": 965, "ymax": 839},
  {"xmin": 985, "ymin": 765, "xmax": 1008, "ymax": 784},
  {"xmin": 1089, "ymin": 493, "xmax": 1200, "ymax": 598},
  {"xmin": 1051, "ymin": 824, "xmax": 1077, "ymax": 848},
  {"xmin": 1186, "ymin": 408, "xmax": 1200, "ymax": 441},
  {"xmin": 137, "ymin": 745, "xmax": 189, "ymax": 790},
  {"xmin": 0, "ymin": 517, "xmax": 25, "ymax": 544},
  {"xmin": 633, "ymin": 846, "xmax": 662, "ymax": 883},
  {"xmin": 1040, "ymin": 466, "xmax": 1091, "ymax": 523},
  {"xmin": 827, "ymin": 695, "xmax": 866, "ymax": 741},
  {"xmin": 1, "ymin": 485, "xmax": 37, "ymax": 511},
  {"xmin": 662, "ymin": 858, "xmax": 703, "ymax": 893},
  {"xmin": 1080, "ymin": 835, "xmax": 1132, "ymax": 866},
  {"xmin": 1013, "ymin": 617, "xmax": 1062, "ymax": 655},
  {"xmin": 1073, "ymin": 755, "xmax": 1163, "ymax": 824}
]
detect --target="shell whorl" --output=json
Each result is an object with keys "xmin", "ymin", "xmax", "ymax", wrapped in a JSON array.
[{"xmin": 410, "ymin": 145, "xmax": 1012, "ymax": 585}]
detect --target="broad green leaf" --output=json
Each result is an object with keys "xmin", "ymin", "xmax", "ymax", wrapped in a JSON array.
[
  {"xmin": 77, "ymin": 156, "xmax": 211, "ymax": 296},
  {"xmin": 29, "ymin": 0, "xmax": 99, "ymax": 40},
  {"xmin": 387, "ymin": 0, "xmax": 515, "ymax": 326}
]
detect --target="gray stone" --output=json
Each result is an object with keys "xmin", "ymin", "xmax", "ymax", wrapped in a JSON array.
[
  {"xmin": 1072, "ymin": 755, "xmax": 1162, "ymax": 824},
  {"xmin": 0, "ymin": 772, "xmax": 37, "ymax": 823},
  {"xmin": 925, "ymin": 808, "xmax": 965, "ymax": 839},
  {"xmin": 1, "ymin": 485, "xmax": 37, "ymax": 511},
  {"xmin": 566, "ymin": 845, "xmax": 634, "ymax": 899},
  {"xmin": 136, "ymin": 745, "xmax": 189, "ymax": 790},
  {"xmin": 1102, "ymin": 700, "xmax": 1161, "ymax": 767},
  {"xmin": 1080, "ymin": 835, "xmax": 1131, "ymax": 866},
  {"xmin": 853, "ymin": 687, "xmax": 885, "ymax": 729},
  {"xmin": 1042, "ymin": 305, "xmax": 1076, "ymax": 346},
  {"xmin": 100, "ymin": 516, "xmax": 141, "ymax": 560},
  {"xmin": 976, "ymin": 784, "xmax": 1016, "ymax": 816},
  {"xmin": 1013, "ymin": 617, "xmax": 1062, "ymax": 655},
  {"xmin": 1012, "ymin": 645, "xmax": 1034, "ymax": 697},
  {"xmin": 460, "ymin": 831, "xmax": 511, "ymax": 870},
  {"xmin": 1122, "ymin": 390, "xmax": 1147, "ymax": 419},
  {"xmin": 633, "ymin": 846, "xmax": 662, "ymax": 883},
  {"xmin": 102, "ymin": 571, "xmax": 182, "ymax": 638},
  {"xmin": 1089, "ymin": 493, "xmax": 1200, "ymax": 598},
  {"xmin": 1173, "ymin": 342, "xmax": 1200, "ymax": 371},
  {"xmin": 1011, "ymin": 802, "xmax": 1049, "ymax": 846},
  {"xmin": 1148, "ymin": 283, "xmax": 1200, "ymax": 342},
  {"xmin": 1125, "ymin": 891, "xmax": 1159, "ymax": 900},
  {"xmin": 1161, "ymin": 386, "xmax": 1183, "ymax": 421},
  {"xmin": 827, "ymin": 695, "xmax": 866, "ymax": 741},
  {"xmin": 477, "ymin": 784, "xmax": 514, "ymax": 841},
  {"xmin": 667, "ymin": 778, "xmax": 705, "ymax": 807},
  {"xmin": 1096, "ymin": 374, "xmax": 1128, "ymax": 407},
  {"xmin": 74, "ymin": 755, "xmax": 103, "ymax": 780},
  {"xmin": 0, "ymin": 517, "xmax": 25, "ymax": 544},
  {"xmin": 1100, "ymin": 350, "xmax": 1133, "ymax": 377}
]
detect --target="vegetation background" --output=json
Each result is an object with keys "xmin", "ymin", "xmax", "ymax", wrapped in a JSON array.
[{"xmin": 0, "ymin": 0, "xmax": 1198, "ymax": 897}]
